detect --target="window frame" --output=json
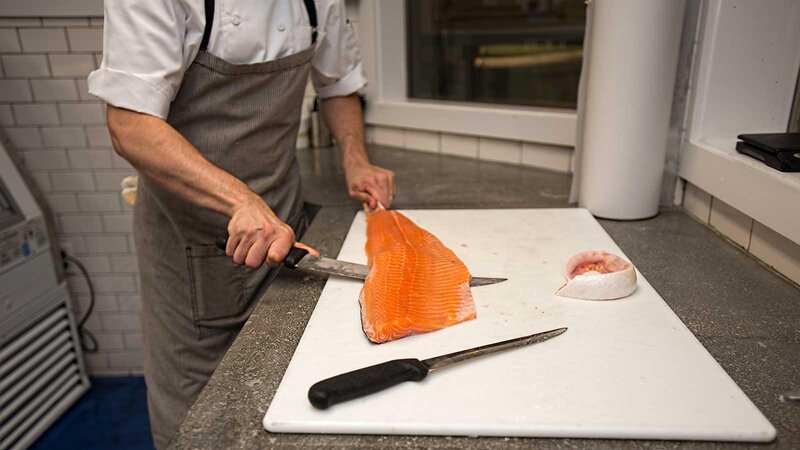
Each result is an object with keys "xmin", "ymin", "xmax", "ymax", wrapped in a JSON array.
[
  {"xmin": 678, "ymin": 0, "xmax": 800, "ymax": 244},
  {"xmin": 359, "ymin": 0, "xmax": 577, "ymax": 147}
]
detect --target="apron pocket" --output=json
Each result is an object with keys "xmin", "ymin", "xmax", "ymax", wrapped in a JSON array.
[{"xmin": 186, "ymin": 245, "xmax": 248, "ymax": 336}]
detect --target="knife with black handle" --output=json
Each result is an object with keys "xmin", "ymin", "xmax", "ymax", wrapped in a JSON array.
[
  {"xmin": 308, "ymin": 359, "xmax": 430, "ymax": 410},
  {"xmin": 216, "ymin": 234, "xmax": 310, "ymax": 269},
  {"xmin": 215, "ymin": 233, "xmax": 506, "ymax": 287},
  {"xmin": 308, "ymin": 327, "xmax": 567, "ymax": 409}
]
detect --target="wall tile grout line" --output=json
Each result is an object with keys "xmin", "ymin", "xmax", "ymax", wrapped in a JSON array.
[{"xmin": 706, "ymin": 196, "xmax": 713, "ymax": 224}]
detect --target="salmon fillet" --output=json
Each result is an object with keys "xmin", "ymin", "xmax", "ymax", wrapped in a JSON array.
[{"xmin": 360, "ymin": 209, "xmax": 476, "ymax": 343}]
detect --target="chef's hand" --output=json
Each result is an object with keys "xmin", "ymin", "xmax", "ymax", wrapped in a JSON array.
[
  {"xmin": 226, "ymin": 195, "xmax": 295, "ymax": 269},
  {"xmin": 344, "ymin": 162, "xmax": 396, "ymax": 209}
]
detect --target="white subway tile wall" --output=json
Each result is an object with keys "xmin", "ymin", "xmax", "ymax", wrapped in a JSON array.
[
  {"xmin": 521, "ymin": 142, "xmax": 572, "ymax": 173},
  {"xmin": 0, "ymin": 79, "xmax": 33, "ymax": 101},
  {"xmin": 42, "ymin": 126, "xmax": 87, "ymax": 146},
  {"xmin": 708, "ymin": 198, "xmax": 753, "ymax": 249},
  {"xmin": 58, "ymin": 102, "xmax": 105, "ymax": 124},
  {"xmin": 48, "ymin": 53, "xmax": 96, "ymax": 76},
  {"xmin": 372, "ymin": 126, "xmax": 404, "ymax": 148},
  {"xmin": 682, "ymin": 182, "xmax": 799, "ymax": 285},
  {"xmin": 13, "ymin": 103, "xmax": 60, "ymax": 124},
  {"xmin": 66, "ymin": 28, "xmax": 103, "ymax": 52},
  {"xmin": 18, "ymin": 28, "xmax": 69, "ymax": 52},
  {"xmin": 479, "ymin": 137, "xmax": 521, "ymax": 165},
  {"xmin": 68, "ymin": 148, "xmax": 113, "ymax": 169},
  {"xmin": 6, "ymin": 126, "xmax": 43, "ymax": 147},
  {"xmin": 749, "ymin": 222, "xmax": 800, "ymax": 284},
  {"xmin": 682, "ymin": 183, "xmax": 712, "ymax": 222},
  {"xmin": 31, "ymin": 79, "xmax": 80, "ymax": 101},
  {"xmin": 44, "ymin": 193, "xmax": 79, "ymax": 213},
  {"xmin": 20, "ymin": 149, "xmax": 68, "ymax": 170},
  {"xmin": 0, "ymin": 104, "xmax": 13, "ymax": 124},
  {"xmin": 2, "ymin": 54, "xmax": 50, "ymax": 76},
  {"xmin": 75, "ymin": 78, "xmax": 92, "ymax": 100},
  {"xmin": 403, "ymin": 129, "xmax": 439, "ymax": 153},
  {"xmin": 440, "ymin": 133, "xmax": 479, "ymax": 158},
  {"xmin": 0, "ymin": 28, "xmax": 22, "ymax": 52},
  {"xmin": 366, "ymin": 125, "xmax": 573, "ymax": 174},
  {"xmin": 1, "ymin": 16, "xmax": 141, "ymax": 375}
]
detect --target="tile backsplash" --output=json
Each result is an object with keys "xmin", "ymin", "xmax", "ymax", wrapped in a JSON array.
[
  {"xmin": 683, "ymin": 182, "xmax": 800, "ymax": 286},
  {"xmin": 1, "ymin": 16, "xmax": 141, "ymax": 376},
  {"xmin": 368, "ymin": 124, "xmax": 574, "ymax": 174}
]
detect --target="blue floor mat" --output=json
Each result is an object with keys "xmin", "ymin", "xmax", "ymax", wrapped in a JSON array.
[{"xmin": 31, "ymin": 376, "xmax": 154, "ymax": 450}]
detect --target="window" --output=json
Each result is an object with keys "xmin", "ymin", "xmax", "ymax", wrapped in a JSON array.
[
  {"xmin": 406, "ymin": 0, "xmax": 586, "ymax": 109},
  {"xmin": 359, "ymin": 0, "xmax": 579, "ymax": 146}
]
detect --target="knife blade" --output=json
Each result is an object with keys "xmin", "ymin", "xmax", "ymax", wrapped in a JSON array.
[
  {"xmin": 307, "ymin": 327, "xmax": 567, "ymax": 409},
  {"xmin": 215, "ymin": 235, "xmax": 506, "ymax": 287}
]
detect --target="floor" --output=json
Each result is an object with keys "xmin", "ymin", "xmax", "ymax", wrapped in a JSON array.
[{"xmin": 30, "ymin": 377, "xmax": 154, "ymax": 450}]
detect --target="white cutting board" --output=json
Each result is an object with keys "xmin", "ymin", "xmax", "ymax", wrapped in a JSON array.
[{"xmin": 264, "ymin": 209, "xmax": 776, "ymax": 442}]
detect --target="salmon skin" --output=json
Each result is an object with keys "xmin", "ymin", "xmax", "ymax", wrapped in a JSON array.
[{"xmin": 360, "ymin": 209, "xmax": 476, "ymax": 344}]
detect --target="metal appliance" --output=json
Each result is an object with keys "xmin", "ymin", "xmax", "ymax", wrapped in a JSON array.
[{"xmin": 0, "ymin": 137, "xmax": 90, "ymax": 450}]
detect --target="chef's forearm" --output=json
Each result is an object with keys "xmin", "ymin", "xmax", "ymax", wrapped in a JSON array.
[
  {"xmin": 106, "ymin": 105, "xmax": 257, "ymax": 217},
  {"xmin": 319, "ymin": 94, "xmax": 369, "ymax": 168}
]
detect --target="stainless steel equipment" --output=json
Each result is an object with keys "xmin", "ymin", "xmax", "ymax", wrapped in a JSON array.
[{"xmin": 0, "ymin": 137, "xmax": 90, "ymax": 450}]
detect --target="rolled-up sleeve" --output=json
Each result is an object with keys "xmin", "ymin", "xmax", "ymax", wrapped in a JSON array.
[
  {"xmin": 88, "ymin": 0, "xmax": 196, "ymax": 119},
  {"xmin": 311, "ymin": 0, "xmax": 368, "ymax": 99}
]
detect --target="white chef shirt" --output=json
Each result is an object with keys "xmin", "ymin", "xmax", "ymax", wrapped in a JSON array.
[{"xmin": 88, "ymin": 0, "xmax": 366, "ymax": 119}]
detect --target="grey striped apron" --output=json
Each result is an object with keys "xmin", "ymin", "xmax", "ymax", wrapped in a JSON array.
[{"xmin": 133, "ymin": 1, "xmax": 317, "ymax": 447}]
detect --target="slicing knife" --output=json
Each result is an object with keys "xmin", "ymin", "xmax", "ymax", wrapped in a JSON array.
[
  {"xmin": 215, "ymin": 235, "xmax": 506, "ymax": 287},
  {"xmin": 307, "ymin": 327, "xmax": 568, "ymax": 409}
]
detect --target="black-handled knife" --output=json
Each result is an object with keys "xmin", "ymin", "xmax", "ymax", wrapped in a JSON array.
[
  {"xmin": 215, "ymin": 233, "xmax": 506, "ymax": 287},
  {"xmin": 308, "ymin": 327, "xmax": 567, "ymax": 409}
]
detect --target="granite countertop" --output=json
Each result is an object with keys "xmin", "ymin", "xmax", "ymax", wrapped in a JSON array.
[{"xmin": 170, "ymin": 145, "xmax": 800, "ymax": 449}]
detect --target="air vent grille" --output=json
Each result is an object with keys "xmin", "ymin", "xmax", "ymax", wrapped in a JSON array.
[{"xmin": 0, "ymin": 304, "xmax": 89, "ymax": 450}]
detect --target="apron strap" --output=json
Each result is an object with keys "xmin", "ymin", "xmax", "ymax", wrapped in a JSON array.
[
  {"xmin": 200, "ymin": 0, "xmax": 214, "ymax": 51},
  {"xmin": 302, "ymin": 0, "xmax": 318, "ymax": 44},
  {"xmin": 200, "ymin": 0, "xmax": 317, "ymax": 51}
]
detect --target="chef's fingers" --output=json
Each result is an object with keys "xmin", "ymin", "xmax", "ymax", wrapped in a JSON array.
[
  {"xmin": 244, "ymin": 239, "xmax": 269, "ymax": 269},
  {"xmin": 232, "ymin": 232, "xmax": 256, "ymax": 265},
  {"xmin": 266, "ymin": 235, "xmax": 293, "ymax": 267},
  {"xmin": 365, "ymin": 184, "xmax": 389, "ymax": 210},
  {"xmin": 388, "ymin": 170, "xmax": 397, "ymax": 198},
  {"xmin": 350, "ymin": 188, "xmax": 376, "ymax": 209},
  {"xmin": 263, "ymin": 223, "xmax": 295, "ymax": 267},
  {"xmin": 377, "ymin": 172, "xmax": 393, "ymax": 207},
  {"xmin": 293, "ymin": 242, "xmax": 320, "ymax": 257},
  {"xmin": 225, "ymin": 232, "xmax": 241, "ymax": 257}
]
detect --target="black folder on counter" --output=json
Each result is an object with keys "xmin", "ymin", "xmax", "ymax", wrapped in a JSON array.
[{"xmin": 736, "ymin": 133, "xmax": 800, "ymax": 172}]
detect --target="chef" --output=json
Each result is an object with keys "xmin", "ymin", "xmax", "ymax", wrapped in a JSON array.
[{"xmin": 87, "ymin": 0, "xmax": 395, "ymax": 447}]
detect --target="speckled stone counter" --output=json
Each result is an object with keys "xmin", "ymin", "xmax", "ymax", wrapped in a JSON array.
[{"xmin": 170, "ymin": 146, "xmax": 800, "ymax": 449}]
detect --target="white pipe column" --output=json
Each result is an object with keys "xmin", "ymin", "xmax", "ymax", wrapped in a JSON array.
[{"xmin": 578, "ymin": 0, "xmax": 686, "ymax": 219}]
